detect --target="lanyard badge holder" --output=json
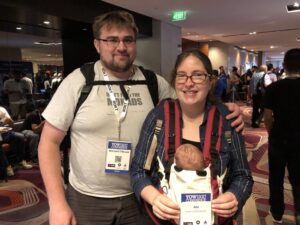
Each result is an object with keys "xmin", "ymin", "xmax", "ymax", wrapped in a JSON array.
[{"xmin": 101, "ymin": 67, "xmax": 132, "ymax": 174}]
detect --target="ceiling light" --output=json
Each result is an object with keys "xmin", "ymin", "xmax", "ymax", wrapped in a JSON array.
[
  {"xmin": 43, "ymin": 21, "xmax": 50, "ymax": 25},
  {"xmin": 296, "ymin": 37, "xmax": 300, "ymax": 41},
  {"xmin": 281, "ymin": 52, "xmax": 285, "ymax": 54},
  {"xmin": 249, "ymin": 31, "xmax": 256, "ymax": 35},
  {"xmin": 47, "ymin": 54, "xmax": 52, "ymax": 57},
  {"xmin": 16, "ymin": 27, "xmax": 22, "ymax": 30},
  {"xmin": 286, "ymin": 3, "xmax": 300, "ymax": 13},
  {"xmin": 34, "ymin": 41, "xmax": 62, "ymax": 46},
  {"xmin": 270, "ymin": 45, "xmax": 275, "ymax": 48},
  {"xmin": 242, "ymin": 46, "xmax": 246, "ymax": 49}
]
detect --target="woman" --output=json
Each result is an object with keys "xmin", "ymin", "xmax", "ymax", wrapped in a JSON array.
[{"xmin": 131, "ymin": 49, "xmax": 253, "ymax": 224}]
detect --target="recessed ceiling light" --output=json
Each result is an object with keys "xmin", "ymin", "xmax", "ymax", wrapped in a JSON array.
[
  {"xmin": 281, "ymin": 52, "xmax": 285, "ymax": 54},
  {"xmin": 16, "ymin": 27, "xmax": 22, "ymax": 30},
  {"xmin": 270, "ymin": 45, "xmax": 275, "ymax": 48},
  {"xmin": 242, "ymin": 46, "xmax": 246, "ymax": 49},
  {"xmin": 47, "ymin": 54, "xmax": 52, "ymax": 57},
  {"xmin": 296, "ymin": 37, "xmax": 300, "ymax": 41},
  {"xmin": 43, "ymin": 21, "xmax": 50, "ymax": 25},
  {"xmin": 251, "ymin": 49, "xmax": 254, "ymax": 51},
  {"xmin": 249, "ymin": 31, "xmax": 256, "ymax": 35},
  {"xmin": 286, "ymin": 3, "xmax": 300, "ymax": 13}
]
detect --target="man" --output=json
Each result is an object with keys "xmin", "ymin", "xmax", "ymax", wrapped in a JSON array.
[
  {"xmin": 0, "ymin": 106, "xmax": 32, "ymax": 176},
  {"xmin": 3, "ymin": 71, "xmax": 31, "ymax": 120},
  {"xmin": 38, "ymin": 11, "xmax": 244, "ymax": 225},
  {"xmin": 264, "ymin": 48, "xmax": 300, "ymax": 225},
  {"xmin": 22, "ymin": 100, "xmax": 47, "ymax": 162},
  {"xmin": 264, "ymin": 63, "xmax": 277, "ymax": 87},
  {"xmin": 249, "ymin": 64, "xmax": 267, "ymax": 128}
]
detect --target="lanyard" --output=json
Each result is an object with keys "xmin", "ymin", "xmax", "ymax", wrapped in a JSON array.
[{"xmin": 102, "ymin": 67, "xmax": 131, "ymax": 139}]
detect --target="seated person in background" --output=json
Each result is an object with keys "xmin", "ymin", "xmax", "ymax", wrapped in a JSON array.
[
  {"xmin": 174, "ymin": 143, "xmax": 204, "ymax": 171},
  {"xmin": 22, "ymin": 100, "xmax": 47, "ymax": 162},
  {"xmin": 0, "ymin": 106, "xmax": 32, "ymax": 176}
]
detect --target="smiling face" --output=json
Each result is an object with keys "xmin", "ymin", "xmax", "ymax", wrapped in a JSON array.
[
  {"xmin": 94, "ymin": 25, "xmax": 137, "ymax": 74},
  {"xmin": 175, "ymin": 55, "xmax": 211, "ymax": 108}
]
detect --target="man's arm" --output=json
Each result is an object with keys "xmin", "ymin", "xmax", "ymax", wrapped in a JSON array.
[
  {"xmin": 263, "ymin": 109, "xmax": 273, "ymax": 134},
  {"xmin": 38, "ymin": 121, "xmax": 76, "ymax": 225},
  {"xmin": 224, "ymin": 103, "xmax": 244, "ymax": 132}
]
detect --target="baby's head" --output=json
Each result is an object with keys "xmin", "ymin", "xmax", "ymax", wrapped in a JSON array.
[{"xmin": 174, "ymin": 143, "xmax": 205, "ymax": 171}]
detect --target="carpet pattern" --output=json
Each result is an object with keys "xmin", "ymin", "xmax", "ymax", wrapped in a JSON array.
[{"xmin": 0, "ymin": 104, "xmax": 297, "ymax": 225}]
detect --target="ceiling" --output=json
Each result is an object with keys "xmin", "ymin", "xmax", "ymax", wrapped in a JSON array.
[
  {"xmin": 102, "ymin": 0, "xmax": 300, "ymax": 61},
  {"xmin": 0, "ymin": 0, "xmax": 300, "ymax": 65}
]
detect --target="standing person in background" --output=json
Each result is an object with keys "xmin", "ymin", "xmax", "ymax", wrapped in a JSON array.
[
  {"xmin": 3, "ymin": 71, "xmax": 31, "ymax": 120},
  {"xmin": 264, "ymin": 63, "xmax": 277, "ymax": 87},
  {"xmin": 131, "ymin": 49, "xmax": 253, "ymax": 224},
  {"xmin": 249, "ymin": 65, "xmax": 267, "ymax": 128},
  {"xmin": 38, "ymin": 10, "xmax": 244, "ymax": 225},
  {"xmin": 264, "ymin": 48, "xmax": 300, "ymax": 225},
  {"xmin": 214, "ymin": 69, "xmax": 227, "ymax": 102},
  {"xmin": 229, "ymin": 66, "xmax": 240, "ymax": 102}
]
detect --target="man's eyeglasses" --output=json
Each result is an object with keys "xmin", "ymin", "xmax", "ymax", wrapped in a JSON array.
[
  {"xmin": 97, "ymin": 37, "xmax": 136, "ymax": 47},
  {"xmin": 175, "ymin": 72, "xmax": 211, "ymax": 84}
]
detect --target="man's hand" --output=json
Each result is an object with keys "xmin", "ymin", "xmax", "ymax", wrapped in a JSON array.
[
  {"xmin": 224, "ymin": 103, "xmax": 244, "ymax": 132},
  {"xmin": 212, "ymin": 192, "xmax": 238, "ymax": 218},
  {"xmin": 49, "ymin": 201, "xmax": 77, "ymax": 225}
]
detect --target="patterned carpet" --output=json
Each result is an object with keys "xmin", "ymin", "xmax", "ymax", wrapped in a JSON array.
[{"xmin": 0, "ymin": 103, "xmax": 296, "ymax": 225}]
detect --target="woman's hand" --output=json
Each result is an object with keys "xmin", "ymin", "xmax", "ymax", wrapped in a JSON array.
[
  {"xmin": 212, "ymin": 192, "xmax": 238, "ymax": 218},
  {"xmin": 152, "ymin": 194, "xmax": 180, "ymax": 221},
  {"xmin": 224, "ymin": 102, "xmax": 244, "ymax": 132}
]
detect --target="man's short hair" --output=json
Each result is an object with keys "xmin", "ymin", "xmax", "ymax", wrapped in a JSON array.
[
  {"xmin": 283, "ymin": 48, "xmax": 300, "ymax": 73},
  {"xmin": 267, "ymin": 63, "xmax": 273, "ymax": 71},
  {"xmin": 92, "ymin": 11, "xmax": 138, "ymax": 39}
]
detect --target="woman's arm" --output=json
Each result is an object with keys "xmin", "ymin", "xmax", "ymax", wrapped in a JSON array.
[{"xmin": 219, "ymin": 130, "xmax": 253, "ymax": 215}]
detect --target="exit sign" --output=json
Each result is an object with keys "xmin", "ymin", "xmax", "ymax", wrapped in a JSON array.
[{"xmin": 172, "ymin": 11, "xmax": 187, "ymax": 21}]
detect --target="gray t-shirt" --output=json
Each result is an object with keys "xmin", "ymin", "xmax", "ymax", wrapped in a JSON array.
[{"xmin": 42, "ymin": 60, "xmax": 175, "ymax": 197}]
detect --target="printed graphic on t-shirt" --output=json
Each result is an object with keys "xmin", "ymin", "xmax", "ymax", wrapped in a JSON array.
[{"xmin": 106, "ymin": 92, "xmax": 143, "ymax": 106}]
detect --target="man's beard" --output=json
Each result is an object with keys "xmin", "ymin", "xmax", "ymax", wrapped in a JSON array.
[{"xmin": 101, "ymin": 57, "xmax": 134, "ymax": 73}]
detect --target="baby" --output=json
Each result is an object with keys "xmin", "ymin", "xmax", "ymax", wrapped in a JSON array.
[{"xmin": 174, "ymin": 143, "xmax": 205, "ymax": 171}]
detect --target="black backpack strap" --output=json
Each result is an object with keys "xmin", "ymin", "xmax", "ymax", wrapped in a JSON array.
[
  {"xmin": 74, "ymin": 62, "xmax": 96, "ymax": 115},
  {"xmin": 139, "ymin": 66, "xmax": 159, "ymax": 106}
]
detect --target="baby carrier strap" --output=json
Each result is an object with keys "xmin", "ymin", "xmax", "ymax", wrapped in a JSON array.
[
  {"xmin": 163, "ymin": 100, "xmax": 181, "ymax": 182},
  {"xmin": 203, "ymin": 105, "xmax": 223, "ymax": 199}
]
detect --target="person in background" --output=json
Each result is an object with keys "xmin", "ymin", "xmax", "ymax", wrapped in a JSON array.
[
  {"xmin": 264, "ymin": 48, "xmax": 300, "ymax": 225},
  {"xmin": 214, "ymin": 69, "xmax": 228, "ymax": 102},
  {"xmin": 38, "ymin": 11, "xmax": 244, "ymax": 225},
  {"xmin": 229, "ymin": 66, "xmax": 240, "ymax": 102},
  {"xmin": 21, "ymin": 100, "xmax": 47, "ymax": 162},
  {"xmin": 0, "ymin": 106, "xmax": 32, "ymax": 176},
  {"xmin": 249, "ymin": 65, "xmax": 267, "ymax": 128},
  {"xmin": 3, "ymin": 71, "xmax": 31, "ymax": 120},
  {"xmin": 131, "ymin": 49, "xmax": 253, "ymax": 224}
]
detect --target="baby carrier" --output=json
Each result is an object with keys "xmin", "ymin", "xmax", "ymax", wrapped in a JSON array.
[{"xmin": 143, "ymin": 99, "xmax": 233, "ymax": 225}]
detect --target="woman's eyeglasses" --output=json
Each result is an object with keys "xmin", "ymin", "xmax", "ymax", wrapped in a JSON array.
[{"xmin": 175, "ymin": 72, "xmax": 211, "ymax": 84}]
